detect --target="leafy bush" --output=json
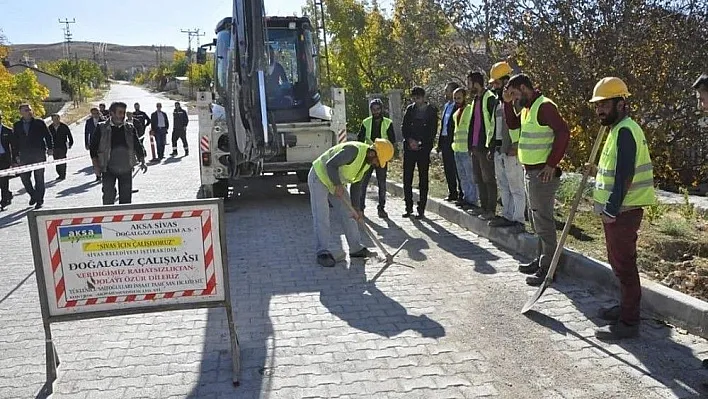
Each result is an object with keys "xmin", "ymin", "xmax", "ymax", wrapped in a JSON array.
[
  {"xmin": 658, "ymin": 216, "xmax": 693, "ymax": 238},
  {"xmin": 646, "ymin": 203, "xmax": 669, "ymax": 225}
]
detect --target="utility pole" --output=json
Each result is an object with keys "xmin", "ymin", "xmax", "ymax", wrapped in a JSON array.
[
  {"xmin": 58, "ymin": 18, "xmax": 76, "ymax": 59},
  {"xmin": 180, "ymin": 29, "xmax": 205, "ymax": 98}
]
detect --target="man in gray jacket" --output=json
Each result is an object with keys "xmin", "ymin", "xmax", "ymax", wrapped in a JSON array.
[{"xmin": 90, "ymin": 102, "xmax": 147, "ymax": 205}]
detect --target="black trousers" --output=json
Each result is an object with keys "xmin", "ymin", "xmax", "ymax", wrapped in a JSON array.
[
  {"xmin": 171, "ymin": 129, "xmax": 188, "ymax": 151},
  {"xmin": 471, "ymin": 148, "xmax": 497, "ymax": 214},
  {"xmin": 0, "ymin": 155, "xmax": 10, "ymax": 203},
  {"xmin": 403, "ymin": 149, "xmax": 431, "ymax": 212},
  {"xmin": 102, "ymin": 169, "xmax": 133, "ymax": 205},
  {"xmin": 54, "ymin": 147, "xmax": 67, "ymax": 178},
  {"xmin": 439, "ymin": 136, "xmax": 460, "ymax": 199}
]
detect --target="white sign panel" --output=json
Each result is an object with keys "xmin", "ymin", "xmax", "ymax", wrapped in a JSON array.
[{"xmin": 34, "ymin": 203, "xmax": 226, "ymax": 316}]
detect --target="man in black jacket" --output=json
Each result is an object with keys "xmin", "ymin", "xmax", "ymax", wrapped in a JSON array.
[
  {"xmin": 132, "ymin": 102, "xmax": 151, "ymax": 140},
  {"xmin": 0, "ymin": 111, "xmax": 17, "ymax": 210},
  {"xmin": 438, "ymin": 82, "xmax": 462, "ymax": 202},
  {"xmin": 150, "ymin": 103, "xmax": 169, "ymax": 160},
  {"xmin": 401, "ymin": 86, "xmax": 438, "ymax": 219},
  {"xmin": 99, "ymin": 103, "xmax": 110, "ymax": 118},
  {"xmin": 12, "ymin": 104, "xmax": 53, "ymax": 209},
  {"xmin": 85, "ymin": 108, "xmax": 105, "ymax": 181},
  {"xmin": 170, "ymin": 102, "xmax": 189, "ymax": 156},
  {"xmin": 90, "ymin": 102, "xmax": 147, "ymax": 205},
  {"xmin": 48, "ymin": 114, "xmax": 74, "ymax": 181}
]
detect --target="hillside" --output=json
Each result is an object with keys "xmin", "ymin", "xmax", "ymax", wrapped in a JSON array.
[{"xmin": 7, "ymin": 41, "xmax": 178, "ymax": 73}]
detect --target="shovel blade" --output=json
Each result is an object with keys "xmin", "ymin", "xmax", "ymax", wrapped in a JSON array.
[{"xmin": 521, "ymin": 280, "xmax": 551, "ymax": 314}]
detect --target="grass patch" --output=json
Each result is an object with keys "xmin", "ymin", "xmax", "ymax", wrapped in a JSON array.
[{"xmin": 386, "ymin": 155, "xmax": 708, "ymax": 301}]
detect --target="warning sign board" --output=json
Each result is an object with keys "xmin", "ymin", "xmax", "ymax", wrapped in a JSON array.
[{"xmin": 30, "ymin": 201, "xmax": 226, "ymax": 316}]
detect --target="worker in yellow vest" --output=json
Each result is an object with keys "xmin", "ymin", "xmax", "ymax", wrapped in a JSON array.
[
  {"xmin": 467, "ymin": 70, "xmax": 498, "ymax": 220},
  {"xmin": 488, "ymin": 61, "xmax": 526, "ymax": 233},
  {"xmin": 451, "ymin": 87, "xmax": 479, "ymax": 210},
  {"xmin": 357, "ymin": 99, "xmax": 397, "ymax": 219},
  {"xmin": 693, "ymin": 73, "xmax": 708, "ymax": 112},
  {"xmin": 588, "ymin": 77, "xmax": 656, "ymax": 341},
  {"xmin": 308, "ymin": 139, "xmax": 395, "ymax": 267},
  {"xmin": 503, "ymin": 74, "xmax": 571, "ymax": 286}
]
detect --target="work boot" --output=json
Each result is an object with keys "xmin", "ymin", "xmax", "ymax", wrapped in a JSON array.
[
  {"xmin": 595, "ymin": 321, "xmax": 639, "ymax": 341},
  {"xmin": 170, "ymin": 150, "xmax": 178, "ymax": 157},
  {"xmin": 317, "ymin": 253, "xmax": 336, "ymax": 268},
  {"xmin": 350, "ymin": 248, "xmax": 375, "ymax": 258},
  {"xmin": 518, "ymin": 258, "xmax": 540, "ymax": 274},
  {"xmin": 598, "ymin": 305, "xmax": 621, "ymax": 322},
  {"xmin": 526, "ymin": 264, "xmax": 552, "ymax": 287},
  {"xmin": 415, "ymin": 208, "xmax": 425, "ymax": 220},
  {"xmin": 377, "ymin": 206, "xmax": 388, "ymax": 219}
]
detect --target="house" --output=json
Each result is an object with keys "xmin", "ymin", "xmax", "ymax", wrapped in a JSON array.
[{"xmin": 6, "ymin": 64, "xmax": 70, "ymax": 102}]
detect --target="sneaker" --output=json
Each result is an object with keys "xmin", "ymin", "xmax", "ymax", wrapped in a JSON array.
[
  {"xmin": 595, "ymin": 321, "xmax": 639, "ymax": 341},
  {"xmin": 350, "ymin": 248, "xmax": 374, "ymax": 258},
  {"xmin": 518, "ymin": 258, "xmax": 540, "ymax": 274},
  {"xmin": 598, "ymin": 305, "xmax": 621, "ymax": 321},
  {"xmin": 317, "ymin": 253, "xmax": 336, "ymax": 267},
  {"xmin": 489, "ymin": 217, "xmax": 515, "ymax": 227},
  {"xmin": 378, "ymin": 207, "xmax": 388, "ymax": 219}
]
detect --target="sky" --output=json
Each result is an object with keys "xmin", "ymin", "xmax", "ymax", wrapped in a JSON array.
[{"xmin": 0, "ymin": 0, "xmax": 310, "ymax": 49}]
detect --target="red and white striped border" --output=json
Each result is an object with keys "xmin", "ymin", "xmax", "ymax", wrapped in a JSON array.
[
  {"xmin": 45, "ymin": 210, "xmax": 217, "ymax": 309},
  {"xmin": 200, "ymin": 136, "xmax": 210, "ymax": 152},
  {"xmin": 337, "ymin": 130, "xmax": 347, "ymax": 143}
]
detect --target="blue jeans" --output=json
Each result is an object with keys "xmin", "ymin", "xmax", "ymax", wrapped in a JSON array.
[
  {"xmin": 454, "ymin": 152, "xmax": 478, "ymax": 205},
  {"xmin": 308, "ymin": 168, "xmax": 364, "ymax": 255}
]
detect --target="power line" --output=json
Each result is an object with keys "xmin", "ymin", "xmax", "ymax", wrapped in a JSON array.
[
  {"xmin": 180, "ymin": 29, "xmax": 205, "ymax": 97},
  {"xmin": 58, "ymin": 18, "xmax": 76, "ymax": 59}
]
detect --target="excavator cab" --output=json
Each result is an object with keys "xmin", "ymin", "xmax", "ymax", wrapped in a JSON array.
[{"xmin": 211, "ymin": 16, "xmax": 320, "ymax": 124}]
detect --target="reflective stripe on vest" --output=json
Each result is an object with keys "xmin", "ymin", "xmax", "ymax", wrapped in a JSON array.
[
  {"xmin": 518, "ymin": 95, "xmax": 556, "ymax": 164},
  {"xmin": 472, "ymin": 90, "xmax": 496, "ymax": 147},
  {"xmin": 452, "ymin": 105, "xmax": 472, "ymax": 153},
  {"xmin": 362, "ymin": 117, "xmax": 392, "ymax": 145},
  {"xmin": 593, "ymin": 117, "xmax": 656, "ymax": 208},
  {"xmin": 312, "ymin": 142, "xmax": 371, "ymax": 193}
]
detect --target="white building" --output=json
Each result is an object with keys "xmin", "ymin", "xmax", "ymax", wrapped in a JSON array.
[{"xmin": 7, "ymin": 64, "xmax": 70, "ymax": 102}]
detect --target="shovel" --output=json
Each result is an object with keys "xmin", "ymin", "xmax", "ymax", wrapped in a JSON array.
[
  {"xmin": 339, "ymin": 196, "xmax": 409, "ymax": 273},
  {"xmin": 521, "ymin": 126, "xmax": 608, "ymax": 314}
]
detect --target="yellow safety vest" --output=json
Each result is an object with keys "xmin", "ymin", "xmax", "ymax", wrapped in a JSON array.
[
  {"xmin": 518, "ymin": 95, "xmax": 556, "ymax": 164},
  {"xmin": 593, "ymin": 117, "xmax": 656, "ymax": 208},
  {"xmin": 362, "ymin": 116, "xmax": 393, "ymax": 145},
  {"xmin": 471, "ymin": 90, "xmax": 496, "ymax": 147},
  {"xmin": 313, "ymin": 142, "xmax": 371, "ymax": 193},
  {"xmin": 452, "ymin": 105, "xmax": 472, "ymax": 153}
]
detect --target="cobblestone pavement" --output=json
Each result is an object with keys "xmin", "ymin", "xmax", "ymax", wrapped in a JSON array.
[{"xmin": 0, "ymin": 84, "xmax": 707, "ymax": 399}]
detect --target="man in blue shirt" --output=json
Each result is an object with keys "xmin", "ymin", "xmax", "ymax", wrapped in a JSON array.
[{"xmin": 437, "ymin": 82, "xmax": 461, "ymax": 202}]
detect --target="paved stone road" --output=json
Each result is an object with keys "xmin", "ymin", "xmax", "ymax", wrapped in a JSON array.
[{"xmin": 0, "ymin": 84, "xmax": 707, "ymax": 399}]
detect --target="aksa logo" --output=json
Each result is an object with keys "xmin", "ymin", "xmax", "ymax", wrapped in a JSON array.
[{"xmin": 59, "ymin": 225, "xmax": 103, "ymax": 243}]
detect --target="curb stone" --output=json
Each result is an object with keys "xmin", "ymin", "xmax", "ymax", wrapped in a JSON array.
[{"xmin": 380, "ymin": 179, "xmax": 708, "ymax": 339}]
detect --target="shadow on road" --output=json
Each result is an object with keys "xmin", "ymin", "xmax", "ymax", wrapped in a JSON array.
[
  {"xmin": 412, "ymin": 217, "xmax": 501, "ymax": 274},
  {"xmin": 0, "ymin": 207, "xmax": 31, "ymax": 230},
  {"xmin": 56, "ymin": 180, "xmax": 100, "ymax": 197},
  {"xmin": 526, "ymin": 282, "xmax": 708, "ymax": 398},
  {"xmin": 185, "ymin": 175, "xmax": 444, "ymax": 398}
]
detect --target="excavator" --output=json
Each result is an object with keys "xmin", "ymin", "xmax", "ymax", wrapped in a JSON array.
[{"xmin": 195, "ymin": 0, "xmax": 346, "ymax": 198}]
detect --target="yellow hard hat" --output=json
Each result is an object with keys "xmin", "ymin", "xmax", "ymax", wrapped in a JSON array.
[
  {"xmin": 489, "ymin": 61, "xmax": 513, "ymax": 83},
  {"xmin": 373, "ymin": 138, "xmax": 394, "ymax": 167},
  {"xmin": 589, "ymin": 77, "xmax": 631, "ymax": 103}
]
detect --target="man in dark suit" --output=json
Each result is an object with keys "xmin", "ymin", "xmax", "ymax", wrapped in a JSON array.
[
  {"xmin": 12, "ymin": 103, "xmax": 53, "ymax": 209},
  {"xmin": 0, "ymin": 111, "xmax": 18, "ymax": 210},
  {"xmin": 437, "ymin": 82, "xmax": 462, "ymax": 202},
  {"xmin": 150, "ymin": 103, "xmax": 169, "ymax": 160}
]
